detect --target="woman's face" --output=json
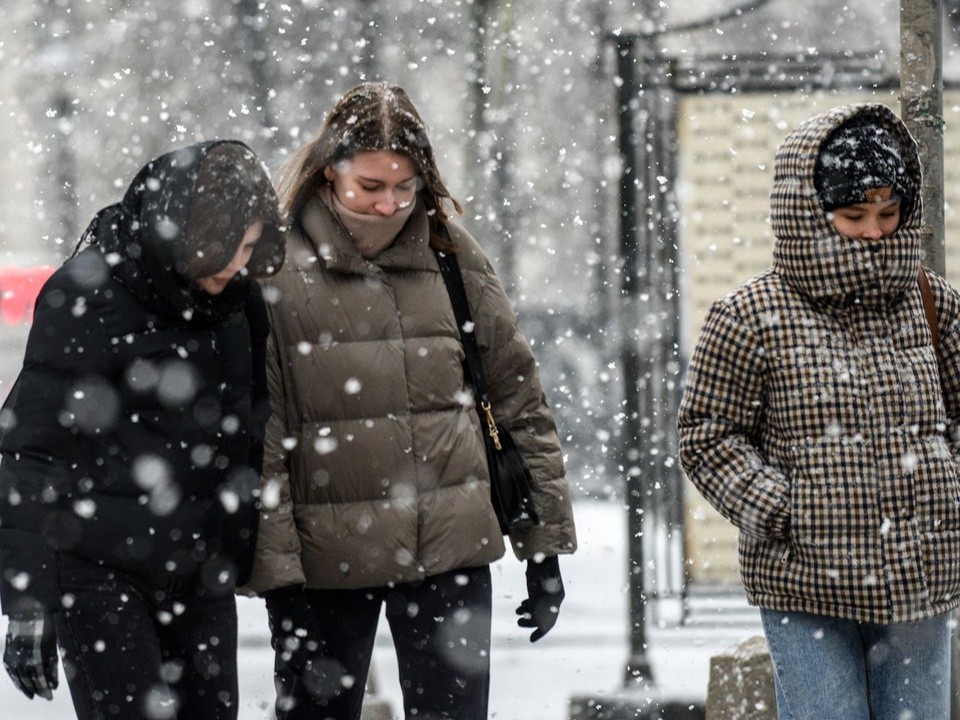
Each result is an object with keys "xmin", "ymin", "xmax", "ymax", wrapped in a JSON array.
[
  {"xmin": 194, "ymin": 220, "xmax": 263, "ymax": 295},
  {"xmin": 324, "ymin": 150, "xmax": 419, "ymax": 217},
  {"xmin": 827, "ymin": 187, "xmax": 901, "ymax": 241}
]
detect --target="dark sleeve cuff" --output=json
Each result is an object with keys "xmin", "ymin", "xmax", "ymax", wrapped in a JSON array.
[{"xmin": 0, "ymin": 529, "xmax": 60, "ymax": 615}]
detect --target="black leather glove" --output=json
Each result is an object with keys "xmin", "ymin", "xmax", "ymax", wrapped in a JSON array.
[
  {"xmin": 3, "ymin": 610, "xmax": 58, "ymax": 700},
  {"xmin": 263, "ymin": 586, "xmax": 319, "ymax": 672},
  {"xmin": 516, "ymin": 555, "xmax": 565, "ymax": 642}
]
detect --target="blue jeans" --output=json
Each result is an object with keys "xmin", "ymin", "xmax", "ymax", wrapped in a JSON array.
[{"xmin": 760, "ymin": 608, "xmax": 951, "ymax": 720}]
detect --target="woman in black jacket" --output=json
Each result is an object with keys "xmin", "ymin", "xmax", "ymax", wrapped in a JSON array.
[{"xmin": 0, "ymin": 140, "xmax": 285, "ymax": 720}]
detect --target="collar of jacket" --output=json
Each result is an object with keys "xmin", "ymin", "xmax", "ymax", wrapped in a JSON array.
[
  {"xmin": 297, "ymin": 195, "xmax": 436, "ymax": 278},
  {"xmin": 769, "ymin": 103, "xmax": 922, "ymax": 309}
]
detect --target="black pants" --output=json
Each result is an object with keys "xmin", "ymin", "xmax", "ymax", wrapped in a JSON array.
[
  {"xmin": 271, "ymin": 565, "xmax": 492, "ymax": 720},
  {"xmin": 54, "ymin": 553, "xmax": 239, "ymax": 720}
]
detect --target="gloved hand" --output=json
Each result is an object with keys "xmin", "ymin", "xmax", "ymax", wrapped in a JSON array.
[
  {"xmin": 263, "ymin": 586, "xmax": 319, "ymax": 672},
  {"xmin": 3, "ymin": 610, "xmax": 59, "ymax": 700},
  {"xmin": 516, "ymin": 555, "xmax": 565, "ymax": 642}
]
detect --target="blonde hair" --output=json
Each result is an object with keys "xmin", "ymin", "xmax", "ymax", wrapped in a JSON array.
[{"xmin": 277, "ymin": 83, "xmax": 462, "ymax": 250}]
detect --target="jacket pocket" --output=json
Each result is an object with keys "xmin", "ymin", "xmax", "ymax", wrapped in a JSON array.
[
  {"xmin": 789, "ymin": 438, "xmax": 879, "ymax": 552},
  {"xmin": 920, "ymin": 529, "xmax": 960, "ymax": 607}
]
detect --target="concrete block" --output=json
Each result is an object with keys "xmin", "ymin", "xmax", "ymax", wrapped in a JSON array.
[{"xmin": 705, "ymin": 635, "xmax": 776, "ymax": 720}]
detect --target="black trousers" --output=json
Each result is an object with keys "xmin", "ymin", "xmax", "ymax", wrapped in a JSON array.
[
  {"xmin": 54, "ymin": 553, "xmax": 239, "ymax": 720},
  {"xmin": 271, "ymin": 564, "xmax": 492, "ymax": 720}
]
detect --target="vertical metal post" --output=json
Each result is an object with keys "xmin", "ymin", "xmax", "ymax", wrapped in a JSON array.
[
  {"xmin": 615, "ymin": 34, "xmax": 654, "ymax": 687},
  {"xmin": 650, "ymin": 71, "xmax": 687, "ymax": 616},
  {"xmin": 900, "ymin": 0, "xmax": 945, "ymax": 275},
  {"xmin": 635, "ymin": 39, "xmax": 660, "ymax": 619},
  {"xmin": 33, "ymin": 5, "xmax": 79, "ymax": 259},
  {"xmin": 466, "ymin": 0, "xmax": 489, "ymax": 217},
  {"xmin": 467, "ymin": 0, "xmax": 519, "ymax": 293},
  {"xmin": 590, "ymin": 3, "xmax": 614, "ymax": 338},
  {"xmin": 234, "ymin": 0, "xmax": 279, "ymax": 155},
  {"xmin": 616, "ymin": 26, "xmax": 687, "ymax": 683},
  {"xmin": 900, "ymin": 3, "xmax": 951, "ymax": 718},
  {"xmin": 356, "ymin": 0, "xmax": 382, "ymax": 82},
  {"xmin": 52, "ymin": 93, "xmax": 78, "ymax": 254},
  {"xmin": 487, "ymin": 0, "xmax": 519, "ymax": 294}
]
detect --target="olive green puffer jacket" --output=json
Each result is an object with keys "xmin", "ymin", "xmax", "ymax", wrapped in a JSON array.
[{"xmin": 243, "ymin": 197, "xmax": 577, "ymax": 593}]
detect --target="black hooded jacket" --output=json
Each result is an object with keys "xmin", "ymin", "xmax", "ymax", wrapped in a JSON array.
[{"xmin": 0, "ymin": 140, "xmax": 284, "ymax": 614}]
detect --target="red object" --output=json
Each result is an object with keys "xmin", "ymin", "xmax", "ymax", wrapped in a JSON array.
[{"xmin": 0, "ymin": 267, "xmax": 56, "ymax": 325}]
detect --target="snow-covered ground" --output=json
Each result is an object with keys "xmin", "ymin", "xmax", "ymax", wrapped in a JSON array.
[{"xmin": 0, "ymin": 499, "xmax": 762, "ymax": 719}]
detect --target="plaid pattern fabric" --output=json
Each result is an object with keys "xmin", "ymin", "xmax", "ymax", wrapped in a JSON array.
[
  {"xmin": 679, "ymin": 104, "xmax": 960, "ymax": 624},
  {"xmin": 3, "ymin": 616, "xmax": 57, "ymax": 700}
]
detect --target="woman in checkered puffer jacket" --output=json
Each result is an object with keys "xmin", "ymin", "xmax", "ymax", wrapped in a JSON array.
[{"xmin": 679, "ymin": 103, "xmax": 960, "ymax": 719}]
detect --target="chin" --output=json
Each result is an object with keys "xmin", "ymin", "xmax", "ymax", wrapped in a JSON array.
[{"xmin": 196, "ymin": 281, "xmax": 227, "ymax": 295}]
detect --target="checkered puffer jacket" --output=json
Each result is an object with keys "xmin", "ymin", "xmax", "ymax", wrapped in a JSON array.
[{"xmin": 678, "ymin": 103, "xmax": 960, "ymax": 624}]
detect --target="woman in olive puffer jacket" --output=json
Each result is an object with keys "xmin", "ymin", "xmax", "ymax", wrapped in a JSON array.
[{"xmin": 243, "ymin": 82, "xmax": 577, "ymax": 720}]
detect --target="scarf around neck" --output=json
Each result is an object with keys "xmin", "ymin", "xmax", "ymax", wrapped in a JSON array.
[{"xmin": 319, "ymin": 184, "xmax": 416, "ymax": 259}]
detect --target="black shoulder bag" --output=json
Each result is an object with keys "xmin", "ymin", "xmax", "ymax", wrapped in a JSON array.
[{"xmin": 433, "ymin": 247, "xmax": 540, "ymax": 534}]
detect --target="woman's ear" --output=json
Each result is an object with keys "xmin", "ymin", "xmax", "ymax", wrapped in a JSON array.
[{"xmin": 323, "ymin": 166, "xmax": 336, "ymax": 182}]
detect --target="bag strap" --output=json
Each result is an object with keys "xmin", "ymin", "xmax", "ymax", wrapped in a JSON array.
[
  {"xmin": 918, "ymin": 265, "xmax": 940, "ymax": 350},
  {"xmin": 433, "ymin": 243, "xmax": 503, "ymax": 450}
]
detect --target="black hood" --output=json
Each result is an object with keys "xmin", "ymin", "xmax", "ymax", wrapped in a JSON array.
[{"xmin": 77, "ymin": 140, "xmax": 285, "ymax": 324}]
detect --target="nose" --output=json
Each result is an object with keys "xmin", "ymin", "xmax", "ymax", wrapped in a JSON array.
[
  {"xmin": 373, "ymin": 194, "xmax": 398, "ymax": 216},
  {"xmin": 861, "ymin": 217, "xmax": 884, "ymax": 241},
  {"xmin": 217, "ymin": 255, "xmax": 246, "ymax": 280}
]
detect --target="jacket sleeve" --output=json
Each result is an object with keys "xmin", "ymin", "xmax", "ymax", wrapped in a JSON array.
[
  {"xmin": 677, "ymin": 299, "xmax": 790, "ymax": 540},
  {"xmin": 247, "ymin": 283, "xmax": 271, "ymax": 476},
  {"xmin": 469, "ymin": 254, "xmax": 577, "ymax": 561},
  {"xmin": 216, "ymin": 283, "xmax": 272, "ymax": 589},
  {"xmin": 237, "ymin": 306, "xmax": 307, "ymax": 595},
  {"xmin": 0, "ymin": 268, "xmax": 119, "ymax": 615}
]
